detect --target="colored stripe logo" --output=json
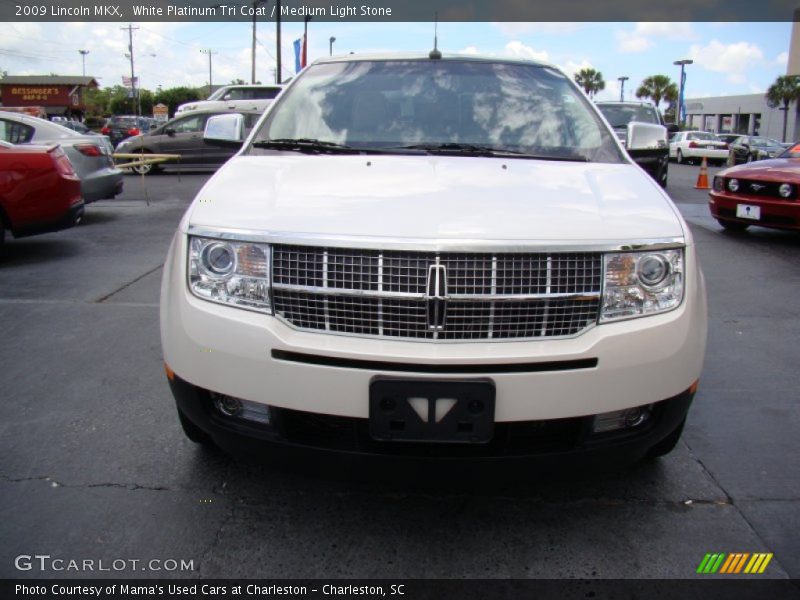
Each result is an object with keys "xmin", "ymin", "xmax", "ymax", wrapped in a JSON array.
[{"xmin": 697, "ymin": 553, "xmax": 773, "ymax": 574}]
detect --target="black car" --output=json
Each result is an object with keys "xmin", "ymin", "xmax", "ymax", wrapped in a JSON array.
[
  {"xmin": 729, "ymin": 135, "xmax": 786, "ymax": 163},
  {"xmin": 113, "ymin": 109, "xmax": 262, "ymax": 175},
  {"xmin": 101, "ymin": 115, "xmax": 157, "ymax": 147},
  {"xmin": 596, "ymin": 101, "xmax": 676, "ymax": 188}
]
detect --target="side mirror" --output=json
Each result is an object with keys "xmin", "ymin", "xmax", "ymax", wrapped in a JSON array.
[
  {"xmin": 204, "ymin": 113, "xmax": 245, "ymax": 148},
  {"xmin": 666, "ymin": 123, "xmax": 679, "ymax": 134},
  {"xmin": 165, "ymin": 127, "xmax": 176, "ymax": 137},
  {"xmin": 627, "ymin": 122, "xmax": 668, "ymax": 152}
]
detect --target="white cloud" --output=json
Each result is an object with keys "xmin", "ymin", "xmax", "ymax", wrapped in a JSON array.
[
  {"xmin": 616, "ymin": 31, "xmax": 653, "ymax": 54},
  {"xmin": 558, "ymin": 59, "xmax": 594, "ymax": 78},
  {"xmin": 460, "ymin": 46, "xmax": 480, "ymax": 55},
  {"xmin": 776, "ymin": 51, "xmax": 789, "ymax": 67},
  {"xmin": 616, "ymin": 21, "xmax": 695, "ymax": 54},
  {"xmin": 689, "ymin": 40, "xmax": 764, "ymax": 84},
  {"xmin": 503, "ymin": 41, "xmax": 549, "ymax": 62}
]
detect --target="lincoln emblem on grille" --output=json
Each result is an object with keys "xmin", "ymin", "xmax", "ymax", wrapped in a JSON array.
[{"xmin": 426, "ymin": 264, "xmax": 448, "ymax": 331}]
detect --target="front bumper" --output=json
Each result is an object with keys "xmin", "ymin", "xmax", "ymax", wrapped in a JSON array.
[
  {"xmin": 709, "ymin": 192, "xmax": 800, "ymax": 230},
  {"xmin": 161, "ymin": 232, "xmax": 707, "ymax": 425},
  {"xmin": 169, "ymin": 372, "xmax": 695, "ymax": 468}
]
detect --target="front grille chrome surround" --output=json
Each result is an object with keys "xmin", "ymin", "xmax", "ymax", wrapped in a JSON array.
[{"xmin": 271, "ymin": 245, "xmax": 603, "ymax": 342}]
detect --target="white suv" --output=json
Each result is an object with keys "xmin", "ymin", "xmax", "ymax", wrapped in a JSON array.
[
  {"xmin": 175, "ymin": 84, "xmax": 283, "ymax": 115},
  {"xmin": 160, "ymin": 54, "xmax": 707, "ymax": 467}
]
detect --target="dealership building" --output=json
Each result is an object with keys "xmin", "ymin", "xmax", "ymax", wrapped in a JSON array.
[{"xmin": 683, "ymin": 94, "xmax": 798, "ymax": 142}]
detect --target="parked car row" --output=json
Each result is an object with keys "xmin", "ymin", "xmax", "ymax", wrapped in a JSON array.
[{"xmin": 669, "ymin": 130, "xmax": 789, "ymax": 165}]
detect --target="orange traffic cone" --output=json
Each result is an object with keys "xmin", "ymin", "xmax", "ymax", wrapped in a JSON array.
[{"xmin": 695, "ymin": 156, "xmax": 711, "ymax": 190}]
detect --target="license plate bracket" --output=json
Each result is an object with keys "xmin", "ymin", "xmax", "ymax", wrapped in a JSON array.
[
  {"xmin": 736, "ymin": 204, "xmax": 761, "ymax": 220},
  {"xmin": 369, "ymin": 377, "xmax": 495, "ymax": 444}
]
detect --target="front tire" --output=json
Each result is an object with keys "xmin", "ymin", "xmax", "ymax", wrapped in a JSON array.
[
  {"xmin": 716, "ymin": 218, "xmax": 750, "ymax": 232},
  {"xmin": 676, "ymin": 149, "xmax": 684, "ymax": 164}
]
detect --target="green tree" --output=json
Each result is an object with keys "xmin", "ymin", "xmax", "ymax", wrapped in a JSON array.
[
  {"xmin": 635, "ymin": 75, "xmax": 678, "ymax": 109},
  {"xmin": 765, "ymin": 75, "xmax": 800, "ymax": 142},
  {"xmin": 574, "ymin": 68, "xmax": 606, "ymax": 99}
]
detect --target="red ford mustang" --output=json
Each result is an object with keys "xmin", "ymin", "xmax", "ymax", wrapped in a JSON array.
[
  {"xmin": 709, "ymin": 144, "xmax": 800, "ymax": 232},
  {"xmin": 0, "ymin": 142, "xmax": 84, "ymax": 245}
]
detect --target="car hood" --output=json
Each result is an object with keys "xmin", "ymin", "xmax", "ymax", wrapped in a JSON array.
[
  {"xmin": 720, "ymin": 158, "xmax": 800, "ymax": 181},
  {"xmin": 186, "ymin": 154, "xmax": 686, "ymax": 243}
]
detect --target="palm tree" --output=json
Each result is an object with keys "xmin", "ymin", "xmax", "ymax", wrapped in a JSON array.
[
  {"xmin": 574, "ymin": 68, "xmax": 606, "ymax": 99},
  {"xmin": 635, "ymin": 75, "xmax": 678, "ymax": 110},
  {"xmin": 765, "ymin": 75, "xmax": 800, "ymax": 142}
]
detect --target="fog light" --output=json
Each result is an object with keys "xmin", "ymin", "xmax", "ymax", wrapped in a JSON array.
[
  {"xmin": 211, "ymin": 392, "xmax": 271, "ymax": 425},
  {"xmin": 213, "ymin": 393, "xmax": 242, "ymax": 417},
  {"xmin": 592, "ymin": 404, "xmax": 653, "ymax": 434}
]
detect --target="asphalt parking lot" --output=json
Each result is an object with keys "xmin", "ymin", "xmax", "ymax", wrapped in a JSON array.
[{"xmin": 1, "ymin": 163, "xmax": 799, "ymax": 582}]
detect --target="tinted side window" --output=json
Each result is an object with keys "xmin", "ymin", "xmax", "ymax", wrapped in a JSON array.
[
  {"xmin": 172, "ymin": 115, "xmax": 206, "ymax": 133},
  {"xmin": 0, "ymin": 119, "xmax": 34, "ymax": 144}
]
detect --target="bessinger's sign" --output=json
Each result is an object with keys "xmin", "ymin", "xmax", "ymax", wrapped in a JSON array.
[{"xmin": 2, "ymin": 85, "xmax": 78, "ymax": 107}]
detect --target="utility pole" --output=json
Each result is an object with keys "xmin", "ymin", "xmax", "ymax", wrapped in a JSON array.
[
  {"xmin": 121, "ymin": 24, "xmax": 140, "ymax": 116},
  {"xmin": 618, "ymin": 76, "xmax": 628, "ymax": 102},
  {"xmin": 276, "ymin": 0, "xmax": 282, "ymax": 84},
  {"xmin": 78, "ymin": 49, "xmax": 90, "ymax": 77},
  {"xmin": 329, "ymin": 36, "xmax": 336, "ymax": 56},
  {"xmin": 673, "ymin": 59, "xmax": 693, "ymax": 127},
  {"xmin": 200, "ymin": 48, "xmax": 217, "ymax": 88},
  {"xmin": 250, "ymin": 0, "xmax": 268, "ymax": 84}
]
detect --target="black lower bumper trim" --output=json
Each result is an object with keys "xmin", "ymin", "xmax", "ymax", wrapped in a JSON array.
[
  {"xmin": 168, "ymin": 371, "xmax": 695, "ymax": 476},
  {"xmin": 271, "ymin": 349, "xmax": 598, "ymax": 374}
]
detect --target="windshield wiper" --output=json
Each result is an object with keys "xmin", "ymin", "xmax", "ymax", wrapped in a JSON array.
[
  {"xmin": 251, "ymin": 138, "xmax": 362, "ymax": 153},
  {"xmin": 389, "ymin": 143, "xmax": 590, "ymax": 161}
]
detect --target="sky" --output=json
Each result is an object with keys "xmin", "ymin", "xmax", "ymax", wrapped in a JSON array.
[{"xmin": 0, "ymin": 20, "xmax": 792, "ymax": 102}]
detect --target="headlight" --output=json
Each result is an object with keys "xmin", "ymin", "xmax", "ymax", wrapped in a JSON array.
[
  {"xmin": 728, "ymin": 178, "xmax": 739, "ymax": 192},
  {"xmin": 779, "ymin": 183, "xmax": 793, "ymax": 198},
  {"xmin": 600, "ymin": 249, "xmax": 684, "ymax": 322},
  {"xmin": 712, "ymin": 176, "xmax": 724, "ymax": 192},
  {"xmin": 188, "ymin": 236, "xmax": 271, "ymax": 313}
]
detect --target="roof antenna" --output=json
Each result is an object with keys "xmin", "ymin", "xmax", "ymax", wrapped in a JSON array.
[{"xmin": 429, "ymin": 12, "xmax": 442, "ymax": 59}]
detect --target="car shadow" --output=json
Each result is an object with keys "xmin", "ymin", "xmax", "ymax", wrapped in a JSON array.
[
  {"xmin": 0, "ymin": 237, "xmax": 83, "ymax": 266},
  {"xmin": 78, "ymin": 209, "xmax": 121, "ymax": 227}
]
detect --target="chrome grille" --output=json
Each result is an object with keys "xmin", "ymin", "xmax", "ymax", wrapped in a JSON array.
[{"xmin": 271, "ymin": 246, "xmax": 602, "ymax": 341}]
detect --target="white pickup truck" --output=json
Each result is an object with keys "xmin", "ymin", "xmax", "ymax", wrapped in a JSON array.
[{"xmin": 160, "ymin": 53, "xmax": 707, "ymax": 469}]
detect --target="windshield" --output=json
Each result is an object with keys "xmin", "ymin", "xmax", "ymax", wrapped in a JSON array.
[
  {"xmin": 250, "ymin": 59, "xmax": 624, "ymax": 162},
  {"xmin": 596, "ymin": 104, "xmax": 660, "ymax": 128},
  {"xmin": 751, "ymin": 137, "xmax": 779, "ymax": 146}
]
